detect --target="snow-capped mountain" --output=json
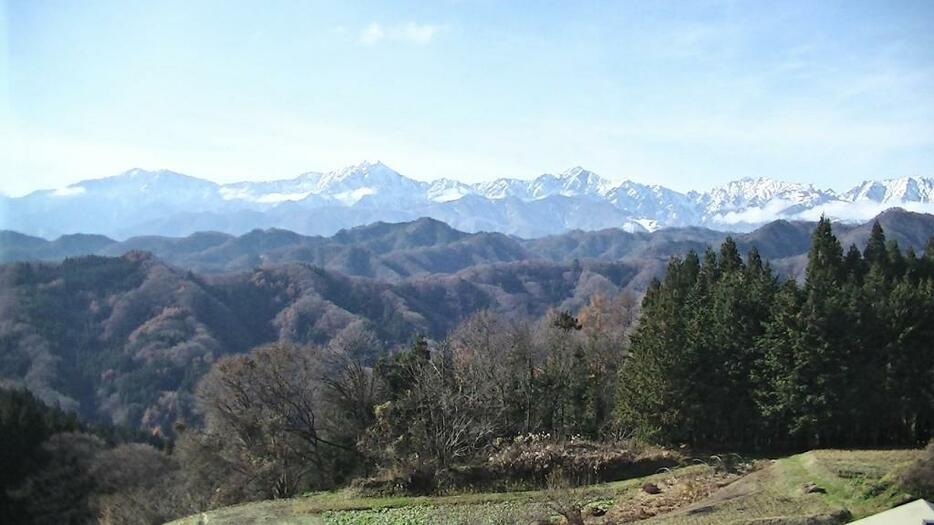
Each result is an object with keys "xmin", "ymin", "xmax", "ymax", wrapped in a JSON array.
[
  {"xmin": 426, "ymin": 178, "xmax": 477, "ymax": 203},
  {"xmin": 692, "ymin": 177, "xmax": 842, "ymax": 228},
  {"xmin": 221, "ymin": 172, "xmax": 324, "ymax": 203},
  {"xmin": 473, "ymin": 167, "xmax": 614, "ymax": 201},
  {"xmin": 695, "ymin": 177, "xmax": 837, "ymax": 215},
  {"xmin": 842, "ymin": 176, "xmax": 934, "ymax": 204},
  {"xmin": 220, "ymin": 161, "xmax": 425, "ymax": 206},
  {"xmin": 2, "ymin": 163, "xmax": 932, "ymax": 239},
  {"xmin": 608, "ymin": 182, "xmax": 699, "ymax": 227}
]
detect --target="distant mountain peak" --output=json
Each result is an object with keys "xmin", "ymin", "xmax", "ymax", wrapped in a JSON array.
[
  {"xmin": 117, "ymin": 167, "xmax": 194, "ymax": 180},
  {"xmin": 6, "ymin": 163, "xmax": 934, "ymax": 239},
  {"xmin": 337, "ymin": 160, "xmax": 392, "ymax": 174},
  {"xmin": 559, "ymin": 166, "xmax": 591, "ymax": 178},
  {"xmin": 843, "ymin": 176, "xmax": 934, "ymax": 203}
]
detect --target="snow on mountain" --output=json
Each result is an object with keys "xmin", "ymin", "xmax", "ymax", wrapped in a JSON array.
[
  {"xmin": 691, "ymin": 177, "xmax": 841, "ymax": 227},
  {"xmin": 696, "ymin": 177, "xmax": 837, "ymax": 214},
  {"xmin": 220, "ymin": 172, "xmax": 323, "ymax": 203},
  {"xmin": 74, "ymin": 168, "xmax": 222, "ymax": 200},
  {"xmin": 474, "ymin": 167, "xmax": 614, "ymax": 201},
  {"xmin": 474, "ymin": 177, "xmax": 535, "ymax": 200},
  {"xmin": 553, "ymin": 166, "xmax": 615, "ymax": 197},
  {"xmin": 843, "ymin": 176, "xmax": 934, "ymax": 203},
  {"xmin": 313, "ymin": 161, "xmax": 426, "ymax": 206},
  {"xmin": 526, "ymin": 167, "xmax": 614, "ymax": 200},
  {"xmin": 51, "ymin": 185, "xmax": 87, "ymax": 197},
  {"xmin": 3, "ymin": 163, "xmax": 932, "ymax": 239},
  {"xmin": 607, "ymin": 181, "xmax": 699, "ymax": 228},
  {"xmin": 426, "ymin": 178, "xmax": 476, "ymax": 202},
  {"xmin": 218, "ymin": 161, "xmax": 424, "ymax": 206}
]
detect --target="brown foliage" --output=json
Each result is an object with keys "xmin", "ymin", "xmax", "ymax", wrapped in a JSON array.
[
  {"xmin": 486, "ymin": 435, "xmax": 679, "ymax": 487},
  {"xmin": 193, "ymin": 343, "xmax": 354, "ymax": 500},
  {"xmin": 899, "ymin": 442, "xmax": 934, "ymax": 500}
]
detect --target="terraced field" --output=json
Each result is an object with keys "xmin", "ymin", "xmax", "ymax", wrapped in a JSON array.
[{"xmin": 169, "ymin": 449, "xmax": 924, "ymax": 525}]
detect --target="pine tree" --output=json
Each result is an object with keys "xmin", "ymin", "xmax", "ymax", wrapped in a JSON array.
[
  {"xmin": 776, "ymin": 217, "xmax": 852, "ymax": 447},
  {"xmin": 887, "ymin": 278, "xmax": 934, "ymax": 444},
  {"xmin": 754, "ymin": 279, "xmax": 803, "ymax": 448},
  {"xmin": 719, "ymin": 237, "xmax": 743, "ymax": 273},
  {"xmin": 844, "ymin": 244, "xmax": 864, "ymax": 283},
  {"xmin": 863, "ymin": 221, "xmax": 887, "ymax": 268},
  {"xmin": 616, "ymin": 215, "xmax": 933, "ymax": 449},
  {"xmin": 617, "ymin": 254, "xmax": 699, "ymax": 443}
]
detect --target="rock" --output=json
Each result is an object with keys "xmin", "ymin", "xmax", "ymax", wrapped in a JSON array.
[
  {"xmin": 801, "ymin": 482, "xmax": 827, "ymax": 494},
  {"xmin": 642, "ymin": 482, "xmax": 662, "ymax": 494}
]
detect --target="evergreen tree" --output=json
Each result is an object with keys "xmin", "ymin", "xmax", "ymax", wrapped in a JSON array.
[
  {"xmin": 844, "ymin": 244, "xmax": 864, "ymax": 283},
  {"xmin": 616, "ymin": 216, "xmax": 934, "ymax": 449},
  {"xmin": 754, "ymin": 280, "xmax": 803, "ymax": 448},
  {"xmin": 886, "ymin": 277, "xmax": 934, "ymax": 444},
  {"xmin": 797, "ymin": 217, "xmax": 854, "ymax": 446},
  {"xmin": 617, "ymin": 254, "xmax": 699, "ymax": 443},
  {"xmin": 756, "ymin": 217, "xmax": 854, "ymax": 447},
  {"xmin": 863, "ymin": 221, "xmax": 887, "ymax": 268}
]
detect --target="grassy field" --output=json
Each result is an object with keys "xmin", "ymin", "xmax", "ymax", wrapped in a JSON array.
[{"xmin": 168, "ymin": 449, "xmax": 924, "ymax": 525}]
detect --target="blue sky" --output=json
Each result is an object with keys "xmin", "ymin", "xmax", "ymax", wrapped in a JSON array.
[{"xmin": 2, "ymin": 0, "xmax": 933, "ymax": 196}]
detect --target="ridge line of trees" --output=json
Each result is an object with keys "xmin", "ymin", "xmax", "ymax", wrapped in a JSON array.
[{"xmin": 618, "ymin": 217, "xmax": 934, "ymax": 449}]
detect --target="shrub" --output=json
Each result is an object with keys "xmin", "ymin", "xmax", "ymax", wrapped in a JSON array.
[
  {"xmin": 485, "ymin": 434, "xmax": 680, "ymax": 487},
  {"xmin": 899, "ymin": 442, "xmax": 934, "ymax": 500}
]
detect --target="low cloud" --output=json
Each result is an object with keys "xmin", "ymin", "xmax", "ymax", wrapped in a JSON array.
[
  {"xmin": 713, "ymin": 197, "xmax": 934, "ymax": 228},
  {"xmin": 798, "ymin": 200, "xmax": 934, "ymax": 223},
  {"xmin": 359, "ymin": 22, "xmax": 441, "ymax": 45},
  {"xmin": 711, "ymin": 198, "xmax": 802, "ymax": 226}
]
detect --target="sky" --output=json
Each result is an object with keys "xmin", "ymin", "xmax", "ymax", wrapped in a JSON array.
[{"xmin": 2, "ymin": 0, "xmax": 933, "ymax": 196}]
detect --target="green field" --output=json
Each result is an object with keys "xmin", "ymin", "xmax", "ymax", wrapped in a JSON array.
[{"xmin": 168, "ymin": 449, "xmax": 924, "ymax": 525}]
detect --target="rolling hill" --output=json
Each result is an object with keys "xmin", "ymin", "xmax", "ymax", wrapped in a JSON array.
[{"xmin": 3, "ymin": 210, "xmax": 933, "ymax": 279}]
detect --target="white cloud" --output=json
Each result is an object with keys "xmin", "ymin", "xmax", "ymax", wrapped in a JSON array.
[
  {"xmin": 400, "ymin": 22, "xmax": 439, "ymax": 45},
  {"xmin": 711, "ymin": 198, "xmax": 802, "ymax": 225},
  {"xmin": 712, "ymin": 197, "xmax": 934, "ymax": 228},
  {"xmin": 360, "ymin": 23, "xmax": 385, "ymax": 44},
  {"xmin": 797, "ymin": 200, "xmax": 934, "ymax": 223},
  {"xmin": 359, "ymin": 22, "xmax": 441, "ymax": 45}
]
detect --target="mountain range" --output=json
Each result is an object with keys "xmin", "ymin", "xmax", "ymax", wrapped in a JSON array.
[
  {"xmin": 4, "ymin": 208, "xmax": 934, "ymax": 281},
  {"xmin": 2, "ymin": 208, "xmax": 933, "ymax": 435},
  {"xmin": 3, "ymin": 161, "xmax": 933, "ymax": 239}
]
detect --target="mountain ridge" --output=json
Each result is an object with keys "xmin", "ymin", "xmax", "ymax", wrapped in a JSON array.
[
  {"xmin": 2, "ymin": 208, "xmax": 933, "ymax": 434},
  {"xmin": 4, "ymin": 209, "xmax": 933, "ymax": 282},
  {"xmin": 3, "ymin": 162, "xmax": 933, "ymax": 239}
]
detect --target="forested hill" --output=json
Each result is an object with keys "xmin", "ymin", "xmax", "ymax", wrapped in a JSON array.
[
  {"xmin": 3, "ymin": 208, "xmax": 934, "ymax": 278},
  {"xmin": 620, "ymin": 218, "xmax": 934, "ymax": 448},
  {"xmin": 0, "ymin": 252, "xmax": 647, "ymax": 435},
  {"xmin": 1, "ymin": 208, "xmax": 932, "ymax": 439}
]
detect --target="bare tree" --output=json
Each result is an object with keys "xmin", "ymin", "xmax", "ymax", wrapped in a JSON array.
[
  {"xmin": 541, "ymin": 470, "xmax": 595, "ymax": 525},
  {"xmin": 194, "ymin": 343, "xmax": 353, "ymax": 500},
  {"xmin": 449, "ymin": 311, "xmax": 528, "ymax": 435},
  {"xmin": 320, "ymin": 322, "xmax": 382, "ymax": 441}
]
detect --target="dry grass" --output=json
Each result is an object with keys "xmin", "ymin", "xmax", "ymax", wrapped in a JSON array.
[
  {"xmin": 168, "ymin": 449, "xmax": 925, "ymax": 525},
  {"xmin": 624, "ymin": 449, "xmax": 924, "ymax": 525}
]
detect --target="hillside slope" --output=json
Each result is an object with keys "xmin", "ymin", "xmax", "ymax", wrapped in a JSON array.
[
  {"xmin": 168, "ymin": 449, "xmax": 925, "ymax": 525},
  {"xmin": 3, "ymin": 210, "xmax": 933, "ymax": 278},
  {"xmin": 0, "ymin": 253, "xmax": 648, "ymax": 434}
]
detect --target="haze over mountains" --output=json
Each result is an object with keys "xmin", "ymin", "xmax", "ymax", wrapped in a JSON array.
[
  {"xmin": 4, "ymin": 208, "xmax": 934, "ymax": 280},
  {"xmin": 3, "ymin": 161, "xmax": 933, "ymax": 239}
]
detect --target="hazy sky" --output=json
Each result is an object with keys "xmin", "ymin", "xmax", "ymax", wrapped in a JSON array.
[{"xmin": 2, "ymin": 0, "xmax": 933, "ymax": 196}]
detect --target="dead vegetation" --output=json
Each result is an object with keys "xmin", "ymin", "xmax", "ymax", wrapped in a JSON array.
[
  {"xmin": 898, "ymin": 441, "xmax": 934, "ymax": 500},
  {"xmin": 605, "ymin": 457, "xmax": 758, "ymax": 523},
  {"xmin": 486, "ymin": 435, "xmax": 682, "ymax": 488}
]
